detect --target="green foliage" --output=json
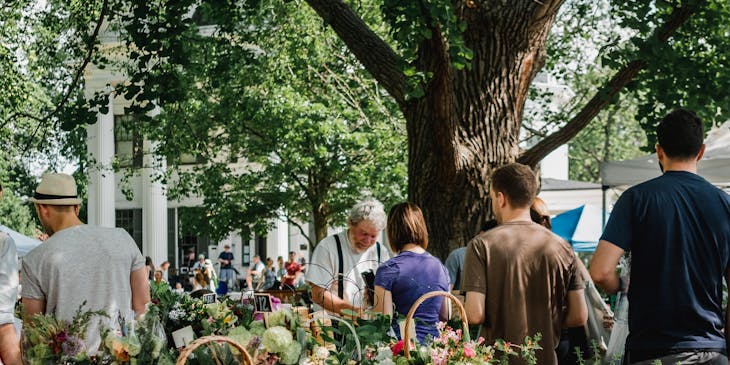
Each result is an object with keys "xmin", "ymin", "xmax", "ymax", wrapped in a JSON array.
[
  {"xmin": 523, "ymin": 0, "xmax": 647, "ymax": 181},
  {"xmin": 0, "ymin": 188, "xmax": 39, "ymax": 236},
  {"xmin": 380, "ymin": 0, "xmax": 471, "ymax": 98},
  {"xmin": 92, "ymin": 0, "xmax": 406, "ymax": 244},
  {"xmin": 609, "ymin": 0, "xmax": 730, "ymax": 149}
]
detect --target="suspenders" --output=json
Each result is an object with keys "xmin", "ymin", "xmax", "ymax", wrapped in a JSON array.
[{"xmin": 333, "ymin": 233, "xmax": 381, "ymax": 299}]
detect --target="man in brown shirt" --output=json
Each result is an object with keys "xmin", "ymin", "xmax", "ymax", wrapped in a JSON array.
[{"xmin": 462, "ymin": 163, "xmax": 587, "ymax": 365}]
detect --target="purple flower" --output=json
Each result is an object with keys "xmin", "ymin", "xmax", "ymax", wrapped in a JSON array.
[{"xmin": 61, "ymin": 335, "xmax": 85, "ymax": 357}]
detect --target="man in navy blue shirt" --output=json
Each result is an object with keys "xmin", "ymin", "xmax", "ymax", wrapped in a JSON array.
[
  {"xmin": 590, "ymin": 109, "xmax": 730, "ymax": 365},
  {"xmin": 217, "ymin": 244, "xmax": 235, "ymax": 293}
]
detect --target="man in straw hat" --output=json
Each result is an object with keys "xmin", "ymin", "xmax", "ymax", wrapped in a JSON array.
[
  {"xmin": 20, "ymin": 173, "xmax": 150, "ymax": 350},
  {"xmin": 0, "ymin": 182, "xmax": 21, "ymax": 365}
]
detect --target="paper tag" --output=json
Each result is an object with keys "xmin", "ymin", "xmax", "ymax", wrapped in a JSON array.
[{"xmin": 172, "ymin": 326, "xmax": 195, "ymax": 348}]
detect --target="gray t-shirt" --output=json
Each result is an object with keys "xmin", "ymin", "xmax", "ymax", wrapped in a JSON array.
[
  {"xmin": 21, "ymin": 225, "xmax": 145, "ymax": 350},
  {"xmin": 444, "ymin": 247, "xmax": 466, "ymax": 291}
]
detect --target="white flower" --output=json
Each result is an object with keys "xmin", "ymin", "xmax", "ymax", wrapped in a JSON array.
[
  {"xmin": 262, "ymin": 326, "xmax": 293, "ymax": 353},
  {"xmin": 314, "ymin": 346, "xmax": 329, "ymax": 359},
  {"xmin": 376, "ymin": 346, "xmax": 393, "ymax": 361},
  {"xmin": 168, "ymin": 308, "xmax": 186, "ymax": 321}
]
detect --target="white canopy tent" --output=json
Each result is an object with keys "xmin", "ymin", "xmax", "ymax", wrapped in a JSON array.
[
  {"xmin": 0, "ymin": 225, "xmax": 41, "ymax": 257},
  {"xmin": 600, "ymin": 122, "xmax": 730, "ymax": 188}
]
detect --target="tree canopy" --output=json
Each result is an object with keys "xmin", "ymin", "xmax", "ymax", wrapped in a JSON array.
[{"xmin": 3, "ymin": 0, "xmax": 730, "ymax": 256}]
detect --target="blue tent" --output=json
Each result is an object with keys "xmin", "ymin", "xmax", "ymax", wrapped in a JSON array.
[
  {"xmin": 1, "ymin": 225, "xmax": 42, "ymax": 257},
  {"xmin": 551, "ymin": 205, "xmax": 604, "ymax": 252}
]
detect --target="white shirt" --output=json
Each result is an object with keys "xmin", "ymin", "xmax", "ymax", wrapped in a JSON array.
[
  {"xmin": 305, "ymin": 231, "xmax": 390, "ymax": 310},
  {"xmin": 0, "ymin": 232, "xmax": 18, "ymax": 325}
]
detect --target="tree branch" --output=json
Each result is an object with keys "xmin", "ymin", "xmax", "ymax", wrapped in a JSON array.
[
  {"xmin": 305, "ymin": 0, "xmax": 406, "ymax": 105},
  {"xmin": 286, "ymin": 216, "xmax": 314, "ymax": 248},
  {"xmin": 19, "ymin": 0, "xmax": 110, "ymax": 156},
  {"xmin": 518, "ymin": 1, "xmax": 700, "ymax": 167}
]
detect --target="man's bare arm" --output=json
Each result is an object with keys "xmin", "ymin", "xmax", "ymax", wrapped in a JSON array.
[
  {"xmin": 464, "ymin": 291, "xmax": 486, "ymax": 325},
  {"xmin": 0, "ymin": 323, "xmax": 21, "ymax": 365},
  {"xmin": 309, "ymin": 282, "xmax": 357, "ymax": 315},
  {"xmin": 589, "ymin": 240, "xmax": 625, "ymax": 294},
  {"xmin": 130, "ymin": 267, "xmax": 150, "ymax": 316},
  {"xmin": 564, "ymin": 289, "xmax": 588, "ymax": 327}
]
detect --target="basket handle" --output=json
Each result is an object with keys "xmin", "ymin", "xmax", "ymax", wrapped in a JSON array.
[
  {"xmin": 175, "ymin": 335, "xmax": 254, "ymax": 365},
  {"xmin": 403, "ymin": 290, "xmax": 469, "ymax": 359}
]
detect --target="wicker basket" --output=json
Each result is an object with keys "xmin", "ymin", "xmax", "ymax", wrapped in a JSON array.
[
  {"xmin": 175, "ymin": 335, "xmax": 254, "ymax": 365},
  {"xmin": 403, "ymin": 290, "xmax": 469, "ymax": 359}
]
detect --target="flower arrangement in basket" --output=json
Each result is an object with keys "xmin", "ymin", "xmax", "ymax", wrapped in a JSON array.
[
  {"xmin": 355, "ymin": 291, "xmax": 543, "ymax": 365},
  {"xmin": 225, "ymin": 308, "xmax": 309, "ymax": 364}
]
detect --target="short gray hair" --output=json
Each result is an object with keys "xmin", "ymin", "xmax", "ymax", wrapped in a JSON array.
[{"xmin": 348, "ymin": 198, "xmax": 386, "ymax": 231}]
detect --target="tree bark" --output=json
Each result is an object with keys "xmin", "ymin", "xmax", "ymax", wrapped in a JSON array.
[{"xmin": 404, "ymin": 1, "xmax": 562, "ymax": 259}]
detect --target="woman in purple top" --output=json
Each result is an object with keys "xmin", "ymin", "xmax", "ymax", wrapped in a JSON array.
[{"xmin": 373, "ymin": 202, "xmax": 450, "ymax": 343}]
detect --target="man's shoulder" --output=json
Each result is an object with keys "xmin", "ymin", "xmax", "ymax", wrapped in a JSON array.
[
  {"xmin": 445, "ymin": 247, "xmax": 466, "ymax": 261},
  {"xmin": 313, "ymin": 233, "xmax": 342, "ymax": 253}
]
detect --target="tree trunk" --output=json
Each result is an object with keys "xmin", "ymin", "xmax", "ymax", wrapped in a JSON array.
[
  {"xmin": 406, "ymin": 3, "xmax": 561, "ymax": 260},
  {"xmin": 312, "ymin": 203, "xmax": 329, "ymax": 247}
]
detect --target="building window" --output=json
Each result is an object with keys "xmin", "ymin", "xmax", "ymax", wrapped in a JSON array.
[
  {"xmin": 178, "ymin": 153, "xmax": 207, "ymax": 165},
  {"xmin": 116, "ymin": 209, "xmax": 143, "ymax": 252},
  {"xmin": 114, "ymin": 115, "xmax": 143, "ymax": 168}
]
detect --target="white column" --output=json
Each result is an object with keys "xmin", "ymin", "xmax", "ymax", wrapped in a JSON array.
[
  {"xmin": 87, "ymin": 94, "xmax": 115, "ymax": 227},
  {"xmin": 266, "ymin": 214, "xmax": 289, "ymax": 260},
  {"xmin": 141, "ymin": 108, "xmax": 168, "ymax": 266}
]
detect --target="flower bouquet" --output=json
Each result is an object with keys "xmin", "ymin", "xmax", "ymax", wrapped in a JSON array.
[{"xmin": 22, "ymin": 302, "xmax": 108, "ymax": 365}]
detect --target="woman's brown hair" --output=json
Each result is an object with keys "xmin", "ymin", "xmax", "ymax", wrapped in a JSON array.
[
  {"xmin": 386, "ymin": 202, "xmax": 429, "ymax": 252},
  {"xmin": 530, "ymin": 197, "xmax": 552, "ymax": 229}
]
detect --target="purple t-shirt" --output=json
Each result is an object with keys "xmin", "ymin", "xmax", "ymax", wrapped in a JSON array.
[{"xmin": 374, "ymin": 251, "xmax": 450, "ymax": 342}]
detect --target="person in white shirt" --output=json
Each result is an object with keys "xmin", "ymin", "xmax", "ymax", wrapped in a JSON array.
[{"xmin": 306, "ymin": 198, "xmax": 391, "ymax": 316}]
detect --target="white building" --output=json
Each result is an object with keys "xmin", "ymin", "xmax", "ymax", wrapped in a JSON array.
[{"xmin": 83, "ymin": 35, "xmax": 310, "ymax": 274}]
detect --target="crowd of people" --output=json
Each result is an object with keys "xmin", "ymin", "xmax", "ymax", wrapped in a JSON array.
[{"xmin": 0, "ymin": 109, "xmax": 729, "ymax": 365}]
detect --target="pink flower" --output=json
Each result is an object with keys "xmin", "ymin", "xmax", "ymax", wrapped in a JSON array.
[
  {"xmin": 430, "ymin": 348, "xmax": 449, "ymax": 365},
  {"xmin": 464, "ymin": 344, "xmax": 476, "ymax": 358},
  {"xmin": 207, "ymin": 317, "xmax": 215, "ymax": 323}
]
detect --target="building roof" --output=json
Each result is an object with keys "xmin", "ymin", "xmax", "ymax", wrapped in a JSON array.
[{"xmin": 541, "ymin": 178, "xmax": 601, "ymax": 191}]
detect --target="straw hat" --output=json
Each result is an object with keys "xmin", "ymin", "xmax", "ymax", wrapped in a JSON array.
[{"xmin": 29, "ymin": 173, "xmax": 82, "ymax": 205}]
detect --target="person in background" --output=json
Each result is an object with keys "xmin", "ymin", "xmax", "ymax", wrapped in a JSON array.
[
  {"xmin": 282, "ymin": 251, "xmax": 302, "ymax": 290},
  {"xmin": 192, "ymin": 254, "xmax": 207, "ymax": 272},
  {"xmin": 590, "ymin": 109, "xmax": 730, "ymax": 365},
  {"xmin": 245, "ymin": 255, "xmax": 265, "ymax": 291},
  {"xmin": 192, "ymin": 271, "xmax": 209, "ymax": 292},
  {"xmin": 259, "ymin": 257, "xmax": 277, "ymax": 291},
  {"xmin": 276, "ymin": 256, "xmax": 286, "ymax": 280},
  {"xmin": 204, "ymin": 259, "xmax": 217, "ymax": 291},
  {"xmin": 444, "ymin": 220, "xmax": 498, "ymax": 293},
  {"xmin": 153, "ymin": 270, "xmax": 165, "ymax": 285},
  {"xmin": 21, "ymin": 173, "xmax": 149, "ymax": 351},
  {"xmin": 373, "ymin": 202, "xmax": 450, "ymax": 343},
  {"xmin": 531, "ymin": 197, "xmax": 595, "ymax": 364},
  {"xmin": 217, "ymin": 244, "xmax": 235, "ymax": 294},
  {"xmin": 184, "ymin": 250, "xmax": 196, "ymax": 270},
  {"xmin": 463, "ymin": 163, "xmax": 587, "ymax": 365},
  {"xmin": 0, "ymin": 182, "xmax": 21, "ymax": 365},
  {"xmin": 306, "ymin": 199, "xmax": 391, "ymax": 316},
  {"xmin": 159, "ymin": 261, "xmax": 170, "ymax": 282},
  {"xmin": 145, "ymin": 256, "xmax": 155, "ymax": 280}
]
